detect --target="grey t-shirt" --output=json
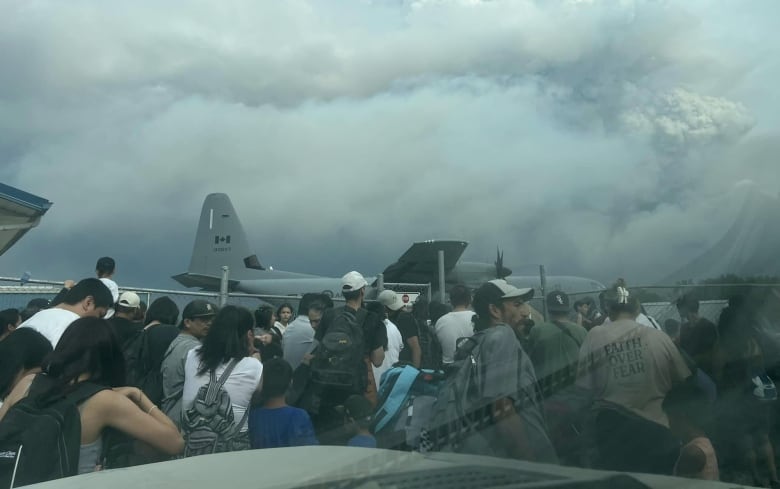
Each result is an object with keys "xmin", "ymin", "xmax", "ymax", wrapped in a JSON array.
[
  {"xmin": 462, "ymin": 324, "xmax": 558, "ymax": 463},
  {"xmin": 283, "ymin": 316, "xmax": 315, "ymax": 370},
  {"xmin": 161, "ymin": 333, "xmax": 201, "ymax": 428}
]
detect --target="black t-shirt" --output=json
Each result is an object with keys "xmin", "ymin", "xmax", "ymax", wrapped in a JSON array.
[
  {"xmin": 143, "ymin": 324, "xmax": 180, "ymax": 371},
  {"xmin": 390, "ymin": 311, "xmax": 419, "ymax": 363},
  {"xmin": 108, "ymin": 317, "xmax": 143, "ymax": 346},
  {"xmin": 680, "ymin": 318, "xmax": 717, "ymax": 357},
  {"xmin": 314, "ymin": 305, "xmax": 387, "ymax": 355}
]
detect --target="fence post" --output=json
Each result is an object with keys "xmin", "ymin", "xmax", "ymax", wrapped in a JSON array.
[
  {"xmin": 539, "ymin": 264, "xmax": 548, "ymax": 321},
  {"xmin": 438, "ymin": 250, "xmax": 446, "ymax": 304},
  {"xmin": 219, "ymin": 266, "xmax": 230, "ymax": 307},
  {"xmin": 377, "ymin": 273, "xmax": 384, "ymax": 292}
]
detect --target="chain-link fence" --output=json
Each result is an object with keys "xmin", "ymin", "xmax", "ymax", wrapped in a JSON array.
[
  {"xmin": 0, "ymin": 278, "xmax": 285, "ymax": 314},
  {"xmin": 0, "ymin": 277, "xmax": 432, "ymax": 318},
  {"xmin": 4, "ymin": 276, "xmax": 776, "ymax": 328},
  {"xmin": 566, "ymin": 283, "xmax": 780, "ymax": 327}
]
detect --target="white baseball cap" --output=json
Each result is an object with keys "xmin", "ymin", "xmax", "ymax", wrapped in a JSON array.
[
  {"xmin": 341, "ymin": 271, "xmax": 368, "ymax": 292},
  {"xmin": 377, "ymin": 290, "xmax": 404, "ymax": 311},
  {"xmin": 117, "ymin": 291, "xmax": 141, "ymax": 309},
  {"xmin": 487, "ymin": 279, "xmax": 534, "ymax": 301}
]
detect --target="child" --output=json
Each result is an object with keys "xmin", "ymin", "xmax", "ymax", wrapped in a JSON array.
[
  {"xmin": 248, "ymin": 358, "xmax": 318, "ymax": 448},
  {"xmin": 662, "ymin": 381, "xmax": 719, "ymax": 481},
  {"xmin": 344, "ymin": 395, "xmax": 377, "ymax": 448}
]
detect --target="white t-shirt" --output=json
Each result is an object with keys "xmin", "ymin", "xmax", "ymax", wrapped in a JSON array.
[
  {"xmin": 18, "ymin": 308, "xmax": 80, "ymax": 347},
  {"xmin": 434, "ymin": 310, "xmax": 475, "ymax": 363},
  {"xmin": 99, "ymin": 278, "xmax": 119, "ymax": 319},
  {"xmin": 181, "ymin": 349, "xmax": 263, "ymax": 432},
  {"xmin": 373, "ymin": 319, "xmax": 403, "ymax": 388}
]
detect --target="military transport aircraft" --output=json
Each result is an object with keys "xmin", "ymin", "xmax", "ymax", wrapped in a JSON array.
[{"xmin": 172, "ymin": 194, "xmax": 605, "ymax": 300}]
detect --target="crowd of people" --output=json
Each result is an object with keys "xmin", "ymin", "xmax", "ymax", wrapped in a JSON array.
[{"xmin": 1, "ymin": 256, "xmax": 780, "ymax": 487}]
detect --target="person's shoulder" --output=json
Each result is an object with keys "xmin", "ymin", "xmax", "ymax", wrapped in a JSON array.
[
  {"xmin": 290, "ymin": 405, "xmax": 312, "ymax": 420},
  {"xmin": 560, "ymin": 320, "xmax": 587, "ymax": 335},
  {"xmin": 184, "ymin": 347, "xmax": 200, "ymax": 364},
  {"xmin": 237, "ymin": 355, "xmax": 263, "ymax": 374},
  {"xmin": 171, "ymin": 334, "xmax": 199, "ymax": 351},
  {"xmin": 483, "ymin": 324, "xmax": 519, "ymax": 345}
]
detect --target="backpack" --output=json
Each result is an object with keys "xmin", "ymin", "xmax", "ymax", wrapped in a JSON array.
[
  {"xmin": 0, "ymin": 375, "xmax": 107, "ymax": 488},
  {"xmin": 371, "ymin": 365, "xmax": 446, "ymax": 450},
  {"xmin": 182, "ymin": 359, "xmax": 249, "ymax": 457},
  {"xmin": 310, "ymin": 306, "xmax": 368, "ymax": 394},
  {"xmin": 411, "ymin": 329, "xmax": 543, "ymax": 454},
  {"xmin": 370, "ymin": 332, "xmax": 489, "ymax": 452},
  {"xmin": 416, "ymin": 319, "xmax": 443, "ymax": 371},
  {"xmin": 122, "ymin": 329, "xmax": 164, "ymax": 406}
]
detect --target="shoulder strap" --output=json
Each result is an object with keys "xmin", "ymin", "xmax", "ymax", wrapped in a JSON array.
[
  {"xmin": 551, "ymin": 320, "xmax": 583, "ymax": 347},
  {"xmin": 204, "ymin": 358, "xmax": 240, "ymax": 404},
  {"xmin": 65, "ymin": 382, "xmax": 110, "ymax": 406},
  {"xmin": 27, "ymin": 375, "xmax": 108, "ymax": 406}
]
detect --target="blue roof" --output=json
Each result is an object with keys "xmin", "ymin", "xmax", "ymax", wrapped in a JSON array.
[{"xmin": 0, "ymin": 182, "xmax": 52, "ymax": 213}]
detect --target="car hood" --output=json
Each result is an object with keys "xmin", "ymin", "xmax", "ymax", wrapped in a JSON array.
[{"xmin": 30, "ymin": 446, "xmax": 751, "ymax": 489}]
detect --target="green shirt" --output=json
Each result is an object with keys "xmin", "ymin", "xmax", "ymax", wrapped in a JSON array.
[{"xmin": 527, "ymin": 319, "xmax": 587, "ymax": 395}]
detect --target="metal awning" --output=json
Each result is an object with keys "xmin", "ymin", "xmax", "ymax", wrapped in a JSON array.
[{"xmin": 0, "ymin": 182, "xmax": 52, "ymax": 256}]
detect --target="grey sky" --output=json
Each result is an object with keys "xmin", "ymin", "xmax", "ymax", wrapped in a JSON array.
[{"xmin": 1, "ymin": 0, "xmax": 779, "ymax": 289}]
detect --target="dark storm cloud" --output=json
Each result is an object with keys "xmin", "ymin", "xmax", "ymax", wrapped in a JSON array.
[{"xmin": 0, "ymin": 0, "xmax": 778, "ymax": 288}]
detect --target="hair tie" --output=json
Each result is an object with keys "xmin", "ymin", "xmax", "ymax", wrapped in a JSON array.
[{"xmin": 617, "ymin": 286, "xmax": 630, "ymax": 304}]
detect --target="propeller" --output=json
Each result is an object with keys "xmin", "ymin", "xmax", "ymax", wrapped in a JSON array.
[{"xmin": 494, "ymin": 247, "xmax": 512, "ymax": 279}]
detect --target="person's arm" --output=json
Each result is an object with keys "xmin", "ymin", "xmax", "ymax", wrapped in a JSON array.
[
  {"xmin": 253, "ymin": 360, "xmax": 264, "ymax": 393},
  {"xmin": 491, "ymin": 397, "xmax": 534, "ymax": 460},
  {"xmin": 0, "ymin": 374, "xmax": 35, "ymax": 422},
  {"xmin": 406, "ymin": 336, "xmax": 422, "ymax": 368},
  {"xmin": 49, "ymin": 281, "xmax": 75, "ymax": 307},
  {"xmin": 97, "ymin": 387, "xmax": 183, "ymax": 455},
  {"xmin": 367, "ymin": 312, "xmax": 387, "ymax": 368},
  {"xmin": 370, "ymin": 346, "xmax": 385, "ymax": 368},
  {"xmin": 675, "ymin": 444, "xmax": 707, "ymax": 477}
]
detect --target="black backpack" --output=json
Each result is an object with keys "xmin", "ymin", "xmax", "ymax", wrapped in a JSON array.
[
  {"xmin": 311, "ymin": 306, "xmax": 368, "ymax": 394},
  {"xmin": 0, "ymin": 375, "xmax": 107, "ymax": 488},
  {"xmin": 182, "ymin": 359, "xmax": 250, "ymax": 457},
  {"xmin": 122, "ymin": 329, "xmax": 164, "ymax": 406},
  {"xmin": 416, "ymin": 318, "xmax": 443, "ymax": 371}
]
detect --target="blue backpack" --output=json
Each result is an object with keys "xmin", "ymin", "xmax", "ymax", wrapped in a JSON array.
[{"xmin": 371, "ymin": 365, "xmax": 445, "ymax": 449}]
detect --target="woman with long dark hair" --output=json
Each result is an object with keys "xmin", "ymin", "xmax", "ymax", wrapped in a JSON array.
[
  {"xmin": 714, "ymin": 298, "xmax": 779, "ymax": 486},
  {"xmin": 181, "ymin": 305, "xmax": 263, "ymax": 454},
  {"xmin": 0, "ymin": 328, "xmax": 52, "ymax": 403},
  {"xmin": 0, "ymin": 317, "xmax": 183, "ymax": 474}
]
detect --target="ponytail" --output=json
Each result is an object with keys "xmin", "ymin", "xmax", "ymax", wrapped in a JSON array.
[{"xmin": 603, "ymin": 278, "xmax": 640, "ymax": 319}]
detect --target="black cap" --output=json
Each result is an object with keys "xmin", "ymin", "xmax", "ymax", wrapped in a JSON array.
[
  {"xmin": 182, "ymin": 300, "xmax": 218, "ymax": 319},
  {"xmin": 546, "ymin": 291, "xmax": 570, "ymax": 314}
]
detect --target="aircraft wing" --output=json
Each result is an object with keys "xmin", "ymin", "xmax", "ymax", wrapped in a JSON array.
[
  {"xmin": 171, "ymin": 273, "xmax": 240, "ymax": 291},
  {"xmin": 380, "ymin": 240, "xmax": 468, "ymax": 284}
]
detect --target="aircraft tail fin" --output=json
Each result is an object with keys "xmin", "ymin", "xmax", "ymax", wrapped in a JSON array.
[{"xmin": 180, "ymin": 193, "xmax": 264, "ymax": 281}]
